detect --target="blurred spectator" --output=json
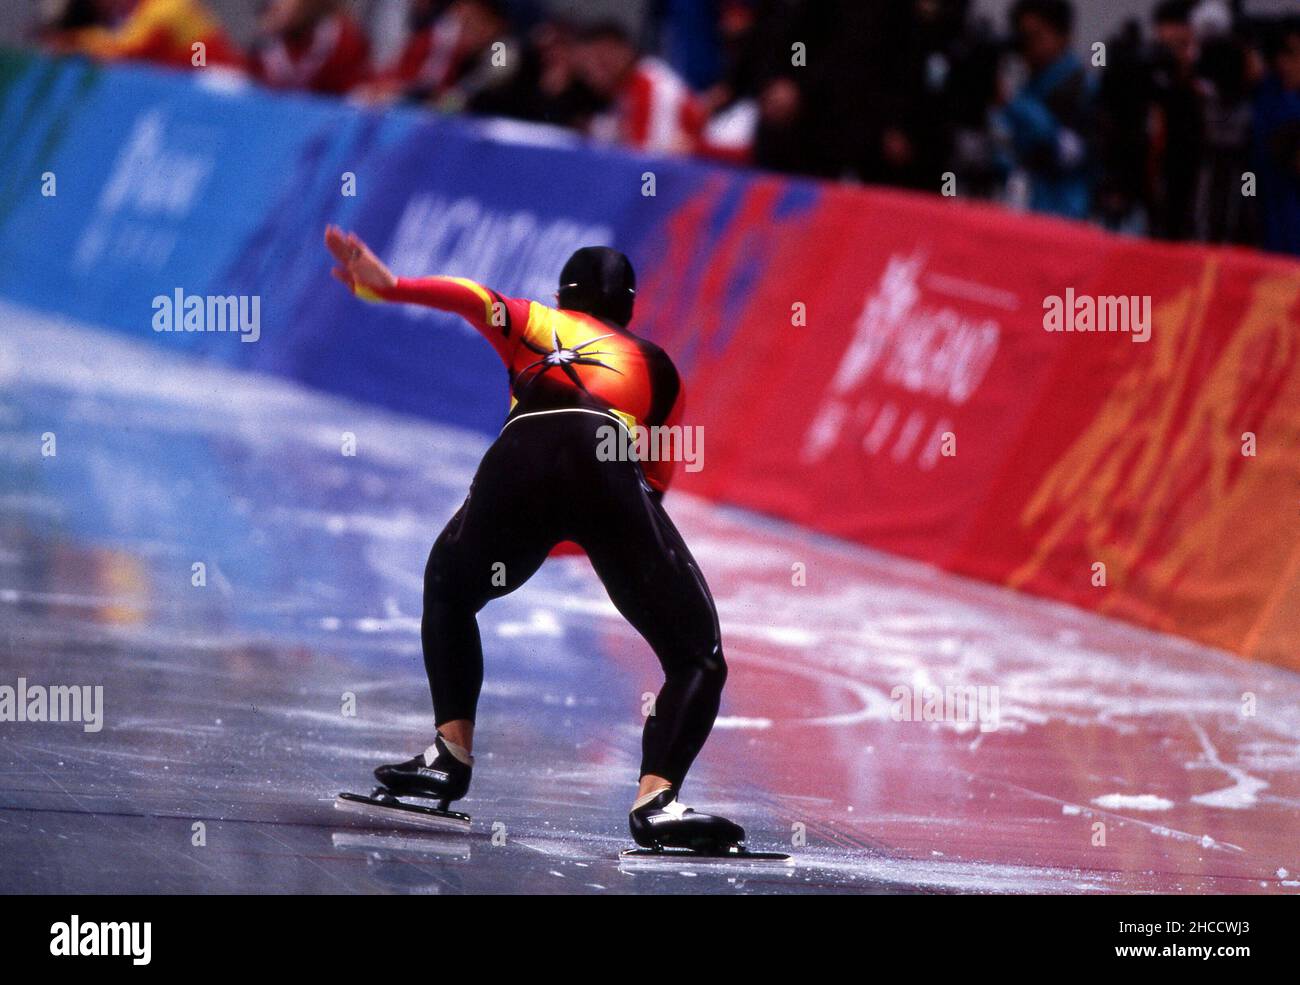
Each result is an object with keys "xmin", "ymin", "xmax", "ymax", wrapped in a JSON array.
[
  {"xmin": 431, "ymin": 0, "xmax": 517, "ymax": 114},
  {"xmin": 1093, "ymin": 18, "xmax": 1150, "ymax": 231},
  {"xmin": 25, "ymin": 0, "xmax": 1300, "ymax": 257},
  {"xmin": 357, "ymin": 0, "xmax": 520, "ymax": 112},
  {"xmin": 1194, "ymin": 17, "xmax": 1259, "ymax": 243},
  {"xmin": 692, "ymin": 0, "xmax": 762, "ymax": 163},
  {"xmin": 729, "ymin": 0, "xmax": 814, "ymax": 175},
  {"xmin": 936, "ymin": 12, "xmax": 1006, "ymax": 198},
  {"xmin": 353, "ymin": 0, "xmax": 453, "ymax": 103},
  {"xmin": 1147, "ymin": 1, "xmax": 1204, "ymax": 240},
  {"xmin": 1253, "ymin": 19, "xmax": 1300, "ymax": 255},
  {"xmin": 47, "ymin": 0, "xmax": 243, "ymax": 70},
  {"xmin": 251, "ymin": 0, "xmax": 370, "ymax": 96},
  {"xmin": 998, "ymin": 0, "xmax": 1093, "ymax": 218},
  {"xmin": 725, "ymin": 1, "xmax": 890, "ymax": 179},
  {"xmin": 35, "ymin": 0, "xmax": 103, "ymax": 35},
  {"xmin": 466, "ymin": 17, "xmax": 604, "ymax": 128},
  {"xmin": 652, "ymin": 0, "xmax": 723, "ymax": 92},
  {"xmin": 866, "ymin": 0, "xmax": 971, "ymax": 191},
  {"xmin": 576, "ymin": 20, "xmax": 703, "ymax": 156}
]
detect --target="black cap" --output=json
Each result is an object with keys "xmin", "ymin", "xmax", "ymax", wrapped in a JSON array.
[{"xmin": 557, "ymin": 246, "xmax": 636, "ymax": 327}]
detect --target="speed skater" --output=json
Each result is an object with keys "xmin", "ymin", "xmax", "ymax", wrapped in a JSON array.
[{"xmin": 325, "ymin": 224, "xmax": 744, "ymax": 853}]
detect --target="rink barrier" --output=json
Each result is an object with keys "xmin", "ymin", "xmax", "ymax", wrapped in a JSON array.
[{"xmin": 2, "ymin": 49, "xmax": 1299, "ymax": 670}]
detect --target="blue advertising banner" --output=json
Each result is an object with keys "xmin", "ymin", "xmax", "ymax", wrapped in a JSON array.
[{"xmin": 0, "ymin": 50, "xmax": 740, "ymax": 434}]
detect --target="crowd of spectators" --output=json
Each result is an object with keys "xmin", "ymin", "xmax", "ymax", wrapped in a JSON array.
[{"xmin": 30, "ymin": 0, "xmax": 1300, "ymax": 256}]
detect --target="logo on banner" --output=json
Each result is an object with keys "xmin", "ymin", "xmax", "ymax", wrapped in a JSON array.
[
  {"xmin": 75, "ymin": 110, "xmax": 217, "ymax": 271},
  {"xmin": 386, "ymin": 193, "xmax": 611, "ymax": 314},
  {"xmin": 802, "ymin": 252, "xmax": 1003, "ymax": 468}
]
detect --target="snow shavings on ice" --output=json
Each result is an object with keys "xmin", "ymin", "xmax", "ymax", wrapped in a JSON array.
[{"xmin": 1091, "ymin": 794, "xmax": 1175, "ymax": 811}]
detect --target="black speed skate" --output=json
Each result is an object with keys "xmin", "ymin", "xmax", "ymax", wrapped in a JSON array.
[
  {"xmin": 623, "ymin": 789, "xmax": 789, "ymax": 863},
  {"xmin": 334, "ymin": 734, "xmax": 473, "ymax": 833},
  {"xmin": 372, "ymin": 733, "xmax": 472, "ymax": 803}
]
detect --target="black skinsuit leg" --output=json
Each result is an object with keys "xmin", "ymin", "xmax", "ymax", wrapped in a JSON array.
[
  {"xmin": 568, "ymin": 431, "xmax": 726, "ymax": 789},
  {"xmin": 419, "ymin": 433, "xmax": 553, "ymax": 726},
  {"xmin": 420, "ymin": 410, "xmax": 726, "ymax": 789}
]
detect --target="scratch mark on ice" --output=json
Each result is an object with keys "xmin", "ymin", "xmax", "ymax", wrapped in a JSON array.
[{"xmin": 1186, "ymin": 717, "xmax": 1268, "ymax": 809}]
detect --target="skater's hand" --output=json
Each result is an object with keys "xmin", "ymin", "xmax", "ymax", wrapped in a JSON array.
[{"xmin": 325, "ymin": 225, "xmax": 398, "ymax": 295}]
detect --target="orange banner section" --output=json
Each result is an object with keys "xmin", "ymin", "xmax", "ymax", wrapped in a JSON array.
[{"xmin": 642, "ymin": 183, "xmax": 1300, "ymax": 670}]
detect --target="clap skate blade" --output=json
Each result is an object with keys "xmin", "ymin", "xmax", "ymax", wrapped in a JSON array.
[
  {"xmin": 334, "ymin": 787, "xmax": 471, "ymax": 833},
  {"xmin": 620, "ymin": 844, "xmax": 791, "ymax": 863}
]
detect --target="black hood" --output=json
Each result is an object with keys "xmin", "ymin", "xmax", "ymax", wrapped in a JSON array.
[{"xmin": 557, "ymin": 246, "xmax": 636, "ymax": 326}]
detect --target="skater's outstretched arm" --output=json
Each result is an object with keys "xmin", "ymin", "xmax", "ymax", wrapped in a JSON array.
[{"xmin": 325, "ymin": 225, "xmax": 530, "ymax": 361}]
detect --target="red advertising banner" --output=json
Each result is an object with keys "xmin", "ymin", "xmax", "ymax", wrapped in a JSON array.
[{"xmin": 638, "ymin": 181, "xmax": 1300, "ymax": 672}]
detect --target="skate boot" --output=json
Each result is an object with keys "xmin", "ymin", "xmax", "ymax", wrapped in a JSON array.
[
  {"xmin": 622, "ymin": 789, "xmax": 790, "ymax": 863},
  {"xmin": 373, "ymin": 732, "xmax": 473, "ymax": 805},
  {"xmin": 334, "ymin": 733, "xmax": 473, "ymax": 833},
  {"xmin": 628, "ymin": 788, "xmax": 746, "ymax": 852}
]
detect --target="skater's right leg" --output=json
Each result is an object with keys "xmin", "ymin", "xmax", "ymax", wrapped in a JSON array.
[
  {"xmin": 579, "ymin": 487, "xmax": 728, "ymax": 793},
  {"xmin": 568, "ymin": 435, "xmax": 742, "ymax": 850}
]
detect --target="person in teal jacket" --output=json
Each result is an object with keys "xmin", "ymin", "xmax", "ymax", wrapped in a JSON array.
[{"xmin": 999, "ymin": 0, "xmax": 1095, "ymax": 219}]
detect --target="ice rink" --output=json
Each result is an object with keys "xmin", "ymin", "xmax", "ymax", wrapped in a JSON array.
[{"xmin": 2, "ymin": 303, "xmax": 1298, "ymax": 895}]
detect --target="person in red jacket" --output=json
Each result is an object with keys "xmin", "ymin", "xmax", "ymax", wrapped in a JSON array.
[
  {"xmin": 251, "ymin": 0, "xmax": 370, "ymax": 95},
  {"xmin": 355, "ymin": 0, "xmax": 514, "ymax": 110},
  {"xmin": 575, "ymin": 20, "xmax": 704, "ymax": 155},
  {"xmin": 325, "ymin": 224, "xmax": 746, "ymax": 852}
]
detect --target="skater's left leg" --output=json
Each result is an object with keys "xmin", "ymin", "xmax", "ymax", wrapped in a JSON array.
[
  {"xmin": 580, "ymin": 493, "xmax": 744, "ymax": 850},
  {"xmin": 376, "ymin": 426, "xmax": 558, "ymax": 802},
  {"xmin": 373, "ymin": 515, "xmax": 549, "ymax": 801},
  {"xmin": 420, "ymin": 429, "xmax": 559, "ymax": 732},
  {"xmin": 577, "ymin": 485, "xmax": 727, "ymax": 794}
]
